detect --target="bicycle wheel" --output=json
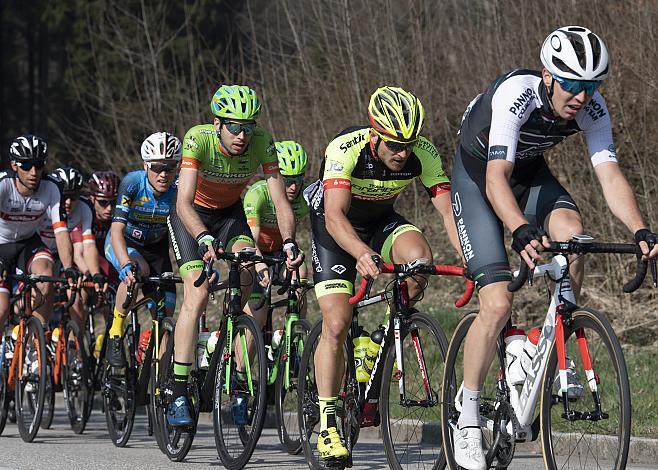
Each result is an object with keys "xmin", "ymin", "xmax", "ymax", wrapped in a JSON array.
[
  {"xmin": 274, "ymin": 317, "xmax": 311, "ymax": 454},
  {"xmin": 152, "ymin": 317, "xmax": 197, "ymax": 461},
  {"xmin": 541, "ymin": 308, "xmax": 631, "ymax": 470},
  {"xmin": 381, "ymin": 311, "xmax": 448, "ymax": 470},
  {"xmin": 103, "ymin": 323, "xmax": 137, "ymax": 447},
  {"xmin": 64, "ymin": 320, "xmax": 91, "ymax": 434},
  {"xmin": 15, "ymin": 316, "xmax": 47, "ymax": 442},
  {"xmin": 0, "ymin": 337, "xmax": 10, "ymax": 435},
  {"xmin": 213, "ymin": 314, "xmax": 268, "ymax": 470},
  {"xmin": 40, "ymin": 357, "xmax": 54, "ymax": 430},
  {"xmin": 298, "ymin": 320, "xmax": 358, "ymax": 470},
  {"xmin": 442, "ymin": 312, "xmax": 515, "ymax": 469}
]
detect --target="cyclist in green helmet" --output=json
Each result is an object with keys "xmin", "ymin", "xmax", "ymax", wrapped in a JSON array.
[{"xmin": 166, "ymin": 84, "xmax": 303, "ymax": 426}]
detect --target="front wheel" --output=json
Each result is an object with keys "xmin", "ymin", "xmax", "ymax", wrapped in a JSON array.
[
  {"xmin": 274, "ymin": 317, "xmax": 311, "ymax": 454},
  {"xmin": 540, "ymin": 308, "xmax": 631, "ymax": 470},
  {"xmin": 213, "ymin": 314, "xmax": 268, "ymax": 470},
  {"xmin": 64, "ymin": 320, "xmax": 91, "ymax": 434},
  {"xmin": 15, "ymin": 317, "xmax": 47, "ymax": 442},
  {"xmin": 381, "ymin": 311, "xmax": 448, "ymax": 470},
  {"xmin": 0, "ymin": 336, "xmax": 12, "ymax": 435}
]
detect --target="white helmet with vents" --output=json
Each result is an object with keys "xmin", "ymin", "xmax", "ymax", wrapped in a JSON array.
[
  {"xmin": 540, "ymin": 26, "xmax": 609, "ymax": 81},
  {"xmin": 140, "ymin": 132, "xmax": 182, "ymax": 161}
]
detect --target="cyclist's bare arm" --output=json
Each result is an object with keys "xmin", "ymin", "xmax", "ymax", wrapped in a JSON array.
[
  {"xmin": 485, "ymin": 160, "xmax": 529, "ymax": 232},
  {"xmin": 594, "ymin": 161, "xmax": 658, "ymax": 258},
  {"xmin": 109, "ymin": 221, "xmax": 131, "ymax": 268},
  {"xmin": 431, "ymin": 191, "xmax": 464, "ymax": 261},
  {"xmin": 73, "ymin": 241, "xmax": 89, "ymax": 273},
  {"xmin": 81, "ymin": 240, "xmax": 101, "ymax": 275},
  {"xmin": 54, "ymin": 230, "xmax": 74, "ymax": 269},
  {"xmin": 177, "ymin": 167, "xmax": 208, "ymax": 240},
  {"xmin": 247, "ymin": 222, "xmax": 270, "ymax": 287},
  {"xmin": 267, "ymin": 172, "xmax": 295, "ymax": 241},
  {"xmin": 324, "ymin": 186, "xmax": 379, "ymax": 278}
]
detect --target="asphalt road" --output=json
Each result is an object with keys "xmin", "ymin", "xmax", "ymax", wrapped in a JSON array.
[{"xmin": 0, "ymin": 405, "xmax": 655, "ymax": 469}]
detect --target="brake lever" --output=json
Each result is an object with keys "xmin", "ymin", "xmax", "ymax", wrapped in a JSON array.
[{"xmin": 650, "ymin": 258, "xmax": 657, "ymax": 288}]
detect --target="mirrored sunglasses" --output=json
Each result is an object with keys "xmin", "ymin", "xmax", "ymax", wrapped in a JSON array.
[
  {"xmin": 223, "ymin": 121, "xmax": 257, "ymax": 136},
  {"xmin": 553, "ymin": 75, "xmax": 601, "ymax": 96}
]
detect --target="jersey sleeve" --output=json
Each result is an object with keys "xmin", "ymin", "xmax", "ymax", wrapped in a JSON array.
[
  {"xmin": 576, "ymin": 92, "xmax": 618, "ymax": 167},
  {"xmin": 243, "ymin": 183, "xmax": 266, "ymax": 227},
  {"xmin": 181, "ymin": 126, "xmax": 204, "ymax": 171},
  {"xmin": 321, "ymin": 140, "xmax": 357, "ymax": 192},
  {"xmin": 79, "ymin": 202, "xmax": 95, "ymax": 244},
  {"xmin": 487, "ymin": 77, "xmax": 534, "ymax": 164},
  {"xmin": 113, "ymin": 172, "xmax": 138, "ymax": 224},
  {"xmin": 415, "ymin": 138, "xmax": 451, "ymax": 197},
  {"xmin": 258, "ymin": 130, "xmax": 279, "ymax": 175}
]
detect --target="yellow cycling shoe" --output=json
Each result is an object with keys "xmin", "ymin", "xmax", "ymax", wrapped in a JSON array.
[{"xmin": 317, "ymin": 427, "xmax": 349, "ymax": 461}]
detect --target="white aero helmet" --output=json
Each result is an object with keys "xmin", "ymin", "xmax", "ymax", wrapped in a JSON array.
[
  {"xmin": 540, "ymin": 26, "xmax": 609, "ymax": 81},
  {"xmin": 140, "ymin": 132, "xmax": 182, "ymax": 161}
]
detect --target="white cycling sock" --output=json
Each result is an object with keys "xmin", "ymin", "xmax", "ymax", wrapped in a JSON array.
[{"xmin": 458, "ymin": 387, "xmax": 481, "ymax": 428}]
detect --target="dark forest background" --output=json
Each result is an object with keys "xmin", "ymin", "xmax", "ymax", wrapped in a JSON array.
[{"xmin": 1, "ymin": 0, "xmax": 656, "ymax": 337}]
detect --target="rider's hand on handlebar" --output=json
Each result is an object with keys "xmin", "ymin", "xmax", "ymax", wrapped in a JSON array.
[
  {"xmin": 119, "ymin": 262, "xmax": 136, "ymax": 286},
  {"xmin": 91, "ymin": 272, "xmax": 108, "ymax": 293},
  {"xmin": 511, "ymin": 223, "xmax": 550, "ymax": 269},
  {"xmin": 196, "ymin": 231, "xmax": 217, "ymax": 263},
  {"xmin": 64, "ymin": 266, "xmax": 81, "ymax": 288},
  {"xmin": 283, "ymin": 239, "xmax": 303, "ymax": 270},
  {"xmin": 356, "ymin": 248, "xmax": 381, "ymax": 279},
  {"xmin": 255, "ymin": 262, "xmax": 270, "ymax": 288},
  {"xmin": 635, "ymin": 229, "xmax": 658, "ymax": 261}
]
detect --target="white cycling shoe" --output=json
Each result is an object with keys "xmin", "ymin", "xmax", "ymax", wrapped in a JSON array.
[{"xmin": 453, "ymin": 424, "xmax": 487, "ymax": 470}]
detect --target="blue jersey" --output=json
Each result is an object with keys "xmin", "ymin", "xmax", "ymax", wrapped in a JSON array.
[{"xmin": 112, "ymin": 170, "xmax": 176, "ymax": 246}]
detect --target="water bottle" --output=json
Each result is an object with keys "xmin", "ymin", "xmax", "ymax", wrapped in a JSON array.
[
  {"xmin": 520, "ymin": 327, "xmax": 541, "ymax": 375},
  {"xmin": 364, "ymin": 326, "xmax": 385, "ymax": 376},
  {"xmin": 51, "ymin": 326, "xmax": 60, "ymax": 347},
  {"xmin": 136, "ymin": 329, "xmax": 151, "ymax": 364},
  {"xmin": 268, "ymin": 328, "xmax": 284, "ymax": 362},
  {"xmin": 353, "ymin": 327, "xmax": 371, "ymax": 383},
  {"xmin": 504, "ymin": 327, "xmax": 526, "ymax": 385},
  {"xmin": 204, "ymin": 330, "xmax": 221, "ymax": 365},
  {"xmin": 94, "ymin": 333, "xmax": 104, "ymax": 359},
  {"xmin": 197, "ymin": 331, "xmax": 211, "ymax": 370}
]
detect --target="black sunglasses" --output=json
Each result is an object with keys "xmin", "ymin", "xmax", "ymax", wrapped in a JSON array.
[
  {"xmin": 223, "ymin": 121, "xmax": 257, "ymax": 136},
  {"xmin": 96, "ymin": 198, "xmax": 116, "ymax": 208},
  {"xmin": 148, "ymin": 162, "xmax": 178, "ymax": 174},
  {"xmin": 15, "ymin": 160, "xmax": 46, "ymax": 171},
  {"xmin": 383, "ymin": 139, "xmax": 416, "ymax": 154},
  {"xmin": 284, "ymin": 175, "xmax": 304, "ymax": 187}
]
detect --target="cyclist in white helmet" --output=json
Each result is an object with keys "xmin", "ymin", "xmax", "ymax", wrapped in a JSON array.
[
  {"xmin": 105, "ymin": 132, "xmax": 181, "ymax": 367},
  {"xmin": 448, "ymin": 26, "xmax": 658, "ymax": 470}
]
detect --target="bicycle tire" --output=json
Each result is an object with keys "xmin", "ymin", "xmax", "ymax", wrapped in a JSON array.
[
  {"xmin": 0, "ymin": 336, "xmax": 10, "ymax": 435},
  {"xmin": 15, "ymin": 316, "xmax": 47, "ymax": 442},
  {"xmin": 540, "ymin": 308, "xmax": 631, "ymax": 470},
  {"xmin": 40, "ymin": 356, "xmax": 54, "ymax": 430},
  {"xmin": 152, "ymin": 317, "xmax": 197, "ymax": 462},
  {"xmin": 103, "ymin": 323, "xmax": 137, "ymax": 447},
  {"xmin": 213, "ymin": 314, "xmax": 268, "ymax": 470},
  {"xmin": 381, "ymin": 310, "xmax": 448, "ymax": 470},
  {"xmin": 64, "ymin": 320, "xmax": 92, "ymax": 434},
  {"xmin": 274, "ymin": 317, "xmax": 311, "ymax": 454},
  {"xmin": 298, "ymin": 319, "xmax": 357, "ymax": 470},
  {"xmin": 442, "ymin": 312, "xmax": 512, "ymax": 470}
]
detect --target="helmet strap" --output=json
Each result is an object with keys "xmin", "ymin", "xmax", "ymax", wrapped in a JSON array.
[
  {"xmin": 546, "ymin": 77, "xmax": 557, "ymax": 113},
  {"xmin": 215, "ymin": 121, "xmax": 238, "ymax": 157},
  {"xmin": 370, "ymin": 136, "xmax": 382, "ymax": 161},
  {"xmin": 14, "ymin": 170, "xmax": 37, "ymax": 195}
]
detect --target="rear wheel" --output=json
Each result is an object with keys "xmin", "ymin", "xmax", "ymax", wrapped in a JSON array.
[
  {"xmin": 15, "ymin": 317, "xmax": 47, "ymax": 442},
  {"xmin": 214, "ymin": 314, "xmax": 268, "ymax": 470},
  {"xmin": 274, "ymin": 317, "xmax": 311, "ymax": 454},
  {"xmin": 152, "ymin": 317, "xmax": 197, "ymax": 461},
  {"xmin": 103, "ymin": 323, "xmax": 137, "ymax": 447},
  {"xmin": 0, "ymin": 336, "xmax": 11, "ymax": 435},
  {"xmin": 381, "ymin": 311, "xmax": 448, "ymax": 470},
  {"xmin": 64, "ymin": 320, "xmax": 91, "ymax": 434},
  {"xmin": 541, "ymin": 308, "xmax": 630, "ymax": 470}
]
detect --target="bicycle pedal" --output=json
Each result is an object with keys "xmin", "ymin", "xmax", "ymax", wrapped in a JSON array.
[{"xmin": 321, "ymin": 457, "xmax": 348, "ymax": 468}]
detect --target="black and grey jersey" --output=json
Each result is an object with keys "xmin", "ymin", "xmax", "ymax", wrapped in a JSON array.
[{"xmin": 458, "ymin": 69, "xmax": 617, "ymax": 169}]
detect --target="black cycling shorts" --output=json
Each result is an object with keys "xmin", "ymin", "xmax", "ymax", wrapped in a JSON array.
[
  {"xmin": 451, "ymin": 145, "xmax": 579, "ymax": 289},
  {"xmin": 310, "ymin": 210, "xmax": 421, "ymax": 298},
  {"xmin": 0, "ymin": 234, "xmax": 53, "ymax": 293},
  {"xmin": 167, "ymin": 200, "xmax": 254, "ymax": 279}
]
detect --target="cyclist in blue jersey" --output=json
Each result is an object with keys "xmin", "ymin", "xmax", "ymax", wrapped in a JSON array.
[{"xmin": 104, "ymin": 132, "xmax": 182, "ymax": 367}]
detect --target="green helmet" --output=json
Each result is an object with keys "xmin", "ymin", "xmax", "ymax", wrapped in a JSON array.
[
  {"xmin": 210, "ymin": 85, "xmax": 261, "ymax": 120},
  {"xmin": 276, "ymin": 141, "xmax": 308, "ymax": 176}
]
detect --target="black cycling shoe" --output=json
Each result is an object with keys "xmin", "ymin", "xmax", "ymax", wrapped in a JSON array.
[{"xmin": 106, "ymin": 337, "xmax": 126, "ymax": 368}]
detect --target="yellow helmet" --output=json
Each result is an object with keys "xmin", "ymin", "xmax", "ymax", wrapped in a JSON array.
[{"xmin": 368, "ymin": 86, "xmax": 424, "ymax": 143}]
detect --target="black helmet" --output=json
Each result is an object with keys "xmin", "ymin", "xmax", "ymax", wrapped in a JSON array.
[
  {"xmin": 9, "ymin": 135, "xmax": 48, "ymax": 162},
  {"xmin": 50, "ymin": 167, "xmax": 84, "ymax": 194}
]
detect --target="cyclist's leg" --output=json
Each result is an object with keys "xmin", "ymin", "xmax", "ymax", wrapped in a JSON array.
[
  {"xmin": 21, "ymin": 236, "xmax": 56, "ymax": 325},
  {"xmin": 139, "ymin": 238, "xmax": 176, "ymax": 317},
  {"xmin": 0, "ymin": 243, "xmax": 20, "ymax": 327},
  {"xmin": 297, "ymin": 259, "xmax": 309, "ymax": 318},
  {"xmin": 310, "ymin": 211, "xmax": 355, "ymax": 460},
  {"xmin": 167, "ymin": 210, "xmax": 207, "ymax": 424}
]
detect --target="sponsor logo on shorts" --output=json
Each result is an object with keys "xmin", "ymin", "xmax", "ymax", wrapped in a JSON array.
[
  {"xmin": 324, "ymin": 281, "xmax": 349, "ymax": 290},
  {"xmin": 452, "ymin": 192, "xmax": 462, "ymax": 217},
  {"xmin": 383, "ymin": 222, "xmax": 398, "ymax": 232},
  {"xmin": 457, "ymin": 217, "xmax": 474, "ymax": 262},
  {"xmin": 311, "ymin": 240, "xmax": 322, "ymax": 273},
  {"xmin": 331, "ymin": 264, "xmax": 346, "ymax": 274}
]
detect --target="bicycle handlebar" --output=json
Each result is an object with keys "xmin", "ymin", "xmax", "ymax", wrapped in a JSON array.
[
  {"xmin": 508, "ymin": 240, "xmax": 654, "ymax": 293},
  {"xmin": 349, "ymin": 262, "xmax": 474, "ymax": 307}
]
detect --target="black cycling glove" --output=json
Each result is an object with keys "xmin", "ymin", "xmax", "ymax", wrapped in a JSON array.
[
  {"xmin": 64, "ymin": 266, "xmax": 81, "ymax": 281},
  {"xmin": 634, "ymin": 228, "xmax": 658, "ymax": 248},
  {"xmin": 511, "ymin": 224, "xmax": 547, "ymax": 254},
  {"xmin": 92, "ymin": 272, "xmax": 108, "ymax": 286}
]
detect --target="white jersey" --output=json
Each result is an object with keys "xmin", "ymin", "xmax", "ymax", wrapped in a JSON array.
[
  {"xmin": 39, "ymin": 198, "xmax": 94, "ymax": 252},
  {"xmin": 0, "ymin": 172, "xmax": 67, "ymax": 244}
]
